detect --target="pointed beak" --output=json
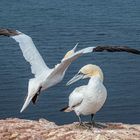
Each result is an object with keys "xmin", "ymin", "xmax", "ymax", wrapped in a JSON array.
[
  {"xmin": 72, "ymin": 42, "xmax": 79, "ymax": 52},
  {"xmin": 66, "ymin": 73, "xmax": 84, "ymax": 86}
]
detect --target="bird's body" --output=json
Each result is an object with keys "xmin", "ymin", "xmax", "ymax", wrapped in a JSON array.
[
  {"xmin": 23, "ymin": 67, "xmax": 65, "ymax": 109},
  {"xmin": 69, "ymin": 77, "xmax": 107, "ymax": 116}
]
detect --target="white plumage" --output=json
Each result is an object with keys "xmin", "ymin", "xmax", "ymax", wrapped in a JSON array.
[
  {"xmin": 69, "ymin": 77, "xmax": 107, "ymax": 116},
  {"xmin": 12, "ymin": 34, "xmax": 50, "ymax": 77},
  {"xmin": 62, "ymin": 64, "xmax": 107, "ymax": 124}
]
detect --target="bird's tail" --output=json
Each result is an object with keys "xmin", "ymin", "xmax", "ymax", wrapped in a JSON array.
[
  {"xmin": 60, "ymin": 106, "xmax": 72, "ymax": 112},
  {"xmin": 20, "ymin": 95, "xmax": 32, "ymax": 113}
]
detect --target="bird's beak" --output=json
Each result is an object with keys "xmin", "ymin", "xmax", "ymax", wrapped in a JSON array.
[
  {"xmin": 66, "ymin": 73, "xmax": 84, "ymax": 86},
  {"xmin": 72, "ymin": 42, "xmax": 79, "ymax": 52}
]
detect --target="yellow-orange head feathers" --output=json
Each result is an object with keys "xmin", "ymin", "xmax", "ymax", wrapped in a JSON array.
[{"xmin": 79, "ymin": 64, "xmax": 104, "ymax": 82}]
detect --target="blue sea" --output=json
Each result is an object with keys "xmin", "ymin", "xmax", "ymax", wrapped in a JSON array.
[{"xmin": 0, "ymin": 0, "xmax": 140, "ymax": 124}]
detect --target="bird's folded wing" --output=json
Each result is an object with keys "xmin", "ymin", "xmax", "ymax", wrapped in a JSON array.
[
  {"xmin": 69, "ymin": 86, "xmax": 85, "ymax": 108},
  {"xmin": 0, "ymin": 29, "xmax": 50, "ymax": 77}
]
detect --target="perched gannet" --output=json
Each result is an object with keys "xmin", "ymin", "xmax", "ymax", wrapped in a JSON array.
[
  {"xmin": 0, "ymin": 28, "xmax": 140, "ymax": 113},
  {"xmin": 61, "ymin": 64, "xmax": 107, "ymax": 125}
]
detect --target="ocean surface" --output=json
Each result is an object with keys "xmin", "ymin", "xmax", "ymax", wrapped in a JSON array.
[{"xmin": 0, "ymin": 0, "xmax": 140, "ymax": 124}]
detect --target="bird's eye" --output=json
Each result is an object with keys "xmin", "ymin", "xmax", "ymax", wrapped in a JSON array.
[
  {"xmin": 78, "ymin": 72, "xmax": 85, "ymax": 76},
  {"xmin": 78, "ymin": 72, "xmax": 82, "ymax": 75}
]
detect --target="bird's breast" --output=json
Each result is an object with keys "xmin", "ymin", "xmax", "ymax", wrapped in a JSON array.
[{"xmin": 75, "ymin": 82, "xmax": 107, "ymax": 115}]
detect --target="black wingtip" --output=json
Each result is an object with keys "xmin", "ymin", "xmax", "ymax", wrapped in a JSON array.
[
  {"xmin": 93, "ymin": 45, "xmax": 140, "ymax": 55},
  {"xmin": 0, "ymin": 28, "xmax": 20, "ymax": 37}
]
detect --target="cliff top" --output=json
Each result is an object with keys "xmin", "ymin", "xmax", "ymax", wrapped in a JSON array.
[{"xmin": 0, "ymin": 118, "xmax": 139, "ymax": 140}]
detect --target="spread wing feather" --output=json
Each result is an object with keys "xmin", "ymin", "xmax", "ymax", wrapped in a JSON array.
[{"xmin": 0, "ymin": 28, "xmax": 50, "ymax": 77}]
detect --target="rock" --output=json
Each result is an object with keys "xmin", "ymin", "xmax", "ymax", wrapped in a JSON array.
[
  {"xmin": 9, "ymin": 132, "xmax": 19, "ymax": 140},
  {"xmin": 0, "ymin": 118, "xmax": 139, "ymax": 140}
]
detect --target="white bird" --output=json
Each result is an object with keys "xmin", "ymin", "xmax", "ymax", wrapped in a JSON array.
[
  {"xmin": 0, "ymin": 28, "xmax": 140, "ymax": 113},
  {"xmin": 60, "ymin": 64, "xmax": 107, "ymax": 125}
]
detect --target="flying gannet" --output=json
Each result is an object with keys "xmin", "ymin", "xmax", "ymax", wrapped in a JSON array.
[
  {"xmin": 60, "ymin": 64, "xmax": 107, "ymax": 126},
  {"xmin": 0, "ymin": 28, "xmax": 140, "ymax": 113}
]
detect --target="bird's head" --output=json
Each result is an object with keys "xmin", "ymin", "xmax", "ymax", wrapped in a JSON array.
[
  {"xmin": 66, "ymin": 64, "xmax": 104, "ymax": 85},
  {"xmin": 63, "ymin": 50, "xmax": 75, "ymax": 59},
  {"xmin": 62, "ymin": 43, "xmax": 78, "ymax": 61}
]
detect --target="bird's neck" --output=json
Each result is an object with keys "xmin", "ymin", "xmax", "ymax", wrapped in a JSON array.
[
  {"xmin": 89, "ymin": 69, "xmax": 104, "ymax": 82},
  {"xmin": 88, "ymin": 76, "xmax": 103, "ymax": 87}
]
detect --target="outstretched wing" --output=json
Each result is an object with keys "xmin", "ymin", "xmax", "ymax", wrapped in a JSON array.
[
  {"xmin": 0, "ymin": 28, "xmax": 50, "ymax": 77},
  {"xmin": 46, "ymin": 45, "xmax": 140, "ymax": 82},
  {"xmin": 46, "ymin": 47, "xmax": 95, "ymax": 81}
]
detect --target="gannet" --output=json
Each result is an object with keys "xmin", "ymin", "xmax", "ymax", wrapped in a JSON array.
[
  {"xmin": 0, "ymin": 28, "xmax": 140, "ymax": 113},
  {"xmin": 61, "ymin": 64, "xmax": 107, "ymax": 125}
]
